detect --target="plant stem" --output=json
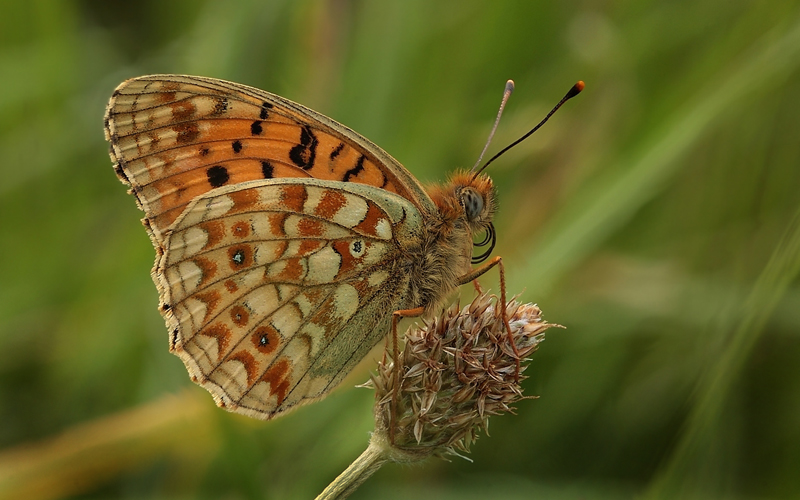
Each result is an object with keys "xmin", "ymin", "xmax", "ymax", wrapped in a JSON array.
[{"xmin": 315, "ymin": 439, "xmax": 388, "ymax": 500}]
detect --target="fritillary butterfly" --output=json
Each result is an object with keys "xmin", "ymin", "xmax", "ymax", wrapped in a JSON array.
[{"xmin": 104, "ymin": 75, "xmax": 582, "ymax": 420}]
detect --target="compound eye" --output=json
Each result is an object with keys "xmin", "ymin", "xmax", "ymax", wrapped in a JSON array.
[{"xmin": 462, "ymin": 188, "xmax": 484, "ymax": 222}]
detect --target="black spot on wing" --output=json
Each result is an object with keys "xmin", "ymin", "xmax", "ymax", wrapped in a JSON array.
[
  {"xmin": 261, "ymin": 161, "xmax": 274, "ymax": 178},
  {"xmin": 212, "ymin": 97, "xmax": 229, "ymax": 116},
  {"xmin": 251, "ymin": 121, "xmax": 263, "ymax": 135},
  {"xmin": 260, "ymin": 102, "xmax": 273, "ymax": 120},
  {"xmin": 330, "ymin": 142, "xmax": 345, "ymax": 160},
  {"xmin": 207, "ymin": 165, "xmax": 229, "ymax": 187},
  {"xmin": 289, "ymin": 124, "xmax": 318, "ymax": 170},
  {"xmin": 232, "ymin": 249, "xmax": 245, "ymax": 265},
  {"xmin": 342, "ymin": 154, "xmax": 365, "ymax": 182},
  {"xmin": 232, "ymin": 140, "xmax": 243, "ymax": 153}
]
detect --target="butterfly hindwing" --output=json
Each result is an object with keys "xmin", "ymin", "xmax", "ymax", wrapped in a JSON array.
[
  {"xmin": 158, "ymin": 178, "xmax": 423, "ymax": 419},
  {"xmin": 105, "ymin": 75, "xmax": 435, "ymax": 244}
]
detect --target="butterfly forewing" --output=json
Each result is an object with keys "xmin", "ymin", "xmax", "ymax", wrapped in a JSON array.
[{"xmin": 105, "ymin": 75, "xmax": 434, "ymax": 244}]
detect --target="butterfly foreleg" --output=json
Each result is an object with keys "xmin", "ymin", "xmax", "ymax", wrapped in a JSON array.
[
  {"xmin": 456, "ymin": 256, "xmax": 521, "ymax": 380},
  {"xmin": 389, "ymin": 306, "xmax": 425, "ymax": 444}
]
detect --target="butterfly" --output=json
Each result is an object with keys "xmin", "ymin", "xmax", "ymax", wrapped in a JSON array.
[{"xmin": 104, "ymin": 74, "xmax": 582, "ymax": 421}]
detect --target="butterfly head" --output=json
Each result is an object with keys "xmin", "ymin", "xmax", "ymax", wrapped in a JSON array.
[
  {"xmin": 454, "ymin": 172, "xmax": 496, "ymax": 229},
  {"xmin": 428, "ymin": 170, "xmax": 497, "ymax": 264}
]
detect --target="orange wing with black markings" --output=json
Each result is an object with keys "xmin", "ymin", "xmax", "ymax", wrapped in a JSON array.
[{"xmin": 104, "ymin": 74, "xmax": 435, "ymax": 244}]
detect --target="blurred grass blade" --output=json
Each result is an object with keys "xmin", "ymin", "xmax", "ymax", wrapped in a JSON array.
[
  {"xmin": 0, "ymin": 392, "xmax": 216, "ymax": 500},
  {"xmin": 645, "ymin": 205, "xmax": 800, "ymax": 498},
  {"xmin": 512, "ymin": 15, "xmax": 800, "ymax": 296}
]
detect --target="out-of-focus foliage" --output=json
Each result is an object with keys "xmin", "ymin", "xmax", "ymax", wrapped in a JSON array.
[{"xmin": 1, "ymin": 1, "xmax": 799, "ymax": 499}]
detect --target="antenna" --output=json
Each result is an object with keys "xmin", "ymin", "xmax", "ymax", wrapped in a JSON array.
[
  {"xmin": 471, "ymin": 80, "xmax": 515, "ymax": 172},
  {"xmin": 472, "ymin": 80, "xmax": 585, "ymax": 179}
]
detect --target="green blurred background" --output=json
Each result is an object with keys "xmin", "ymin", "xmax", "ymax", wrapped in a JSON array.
[{"xmin": 1, "ymin": 1, "xmax": 799, "ymax": 499}]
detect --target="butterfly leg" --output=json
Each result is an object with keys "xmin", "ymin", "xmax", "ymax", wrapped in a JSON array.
[
  {"xmin": 457, "ymin": 256, "xmax": 521, "ymax": 380},
  {"xmin": 389, "ymin": 306, "xmax": 425, "ymax": 444}
]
